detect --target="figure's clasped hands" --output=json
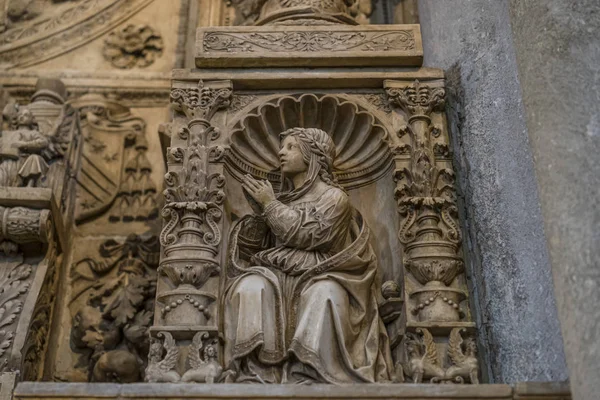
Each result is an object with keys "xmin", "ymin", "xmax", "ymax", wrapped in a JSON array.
[{"xmin": 242, "ymin": 174, "xmax": 276, "ymax": 213}]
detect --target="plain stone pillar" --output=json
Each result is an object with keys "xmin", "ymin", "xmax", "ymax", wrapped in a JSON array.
[
  {"xmin": 418, "ymin": 0, "xmax": 569, "ymax": 384},
  {"xmin": 509, "ymin": 1, "xmax": 600, "ymax": 399}
]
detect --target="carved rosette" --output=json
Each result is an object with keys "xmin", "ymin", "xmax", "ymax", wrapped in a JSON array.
[{"xmin": 386, "ymin": 80, "xmax": 466, "ymax": 323}]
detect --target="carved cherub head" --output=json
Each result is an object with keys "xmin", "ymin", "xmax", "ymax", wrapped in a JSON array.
[
  {"xmin": 203, "ymin": 341, "xmax": 218, "ymax": 361},
  {"xmin": 2, "ymin": 103, "xmax": 36, "ymax": 130},
  {"xmin": 148, "ymin": 339, "xmax": 164, "ymax": 363},
  {"xmin": 404, "ymin": 333, "xmax": 423, "ymax": 357},
  {"xmin": 463, "ymin": 337, "xmax": 477, "ymax": 357}
]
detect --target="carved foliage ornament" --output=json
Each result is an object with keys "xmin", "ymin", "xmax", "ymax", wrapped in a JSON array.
[
  {"xmin": 386, "ymin": 80, "xmax": 466, "ymax": 323},
  {"xmin": 70, "ymin": 235, "xmax": 159, "ymax": 382},
  {"xmin": 0, "ymin": 260, "xmax": 33, "ymax": 371},
  {"xmin": 170, "ymin": 81, "xmax": 233, "ymax": 121},
  {"xmin": 203, "ymin": 30, "xmax": 415, "ymax": 53},
  {"xmin": 103, "ymin": 24, "xmax": 164, "ymax": 69}
]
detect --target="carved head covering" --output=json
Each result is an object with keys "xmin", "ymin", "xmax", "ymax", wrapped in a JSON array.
[{"xmin": 277, "ymin": 127, "xmax": 343, "ymax": 203}]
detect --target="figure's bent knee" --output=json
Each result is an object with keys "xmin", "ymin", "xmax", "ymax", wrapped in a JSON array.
[
  {"xmin": 305, "ymin": 280, "xmax": 347, "ymax": 303},
  {"xmin": 233, "ymin": 274, "xmax": 271, "ymax": 296}
]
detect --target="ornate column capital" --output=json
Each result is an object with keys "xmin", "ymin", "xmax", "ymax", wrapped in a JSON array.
[
  {"xmin": 385, "ymin": 79, "xmax": 446, "ymax": 119},
  {"xmin": 170, "ymin": 80, "xmax": 232, "ymax": 122}
]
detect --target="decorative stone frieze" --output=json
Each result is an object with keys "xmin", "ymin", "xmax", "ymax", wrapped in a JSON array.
[
  {"xmin": 196, "ymin": 25, "xmax": 422, "ymax": 68},
  {"xmin": 69, "ymin": 234, "xmax": 159, "ymax": 383}
]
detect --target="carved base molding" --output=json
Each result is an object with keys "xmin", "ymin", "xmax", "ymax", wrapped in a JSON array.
[
  {"xmin": 196, "ymin": 24, "xmax": 422, "ymax": 68},
  {"xmin": 12, "ymin": 382, "xmax": 571, "ymax": 400}
]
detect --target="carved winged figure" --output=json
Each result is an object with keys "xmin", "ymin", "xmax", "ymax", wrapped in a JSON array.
[
  {"xmin": 181, "ymin": 331, "xmax": 223, "ymax": 383},
  {"xmin": 144, "ymin": 332, "xmax": 180, "ymax": 383},
  {"xmin": 445, "ymin": 328, "xmax": 479, "ymax": 384},
  {"xmin": 402, "ymin": 328, "xmax": 445, "ymax": 383}
]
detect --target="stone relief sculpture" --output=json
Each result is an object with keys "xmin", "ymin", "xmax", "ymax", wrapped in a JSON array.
[
  {"xmin": 69, "ymin": 235, "xmax": 159, "ymax": 383},
  {"xmin": 0, "ymin": 79, "xmax": 77, "ymax": 383},
  {"xmin": 103, "ymin": 24, "xmax": 164, "ymax": 69},
  {"xmin": 70, "ymin": 95, "xmax": 158, "ymax": 224},
  {"xmin": 0, "ymin": 105, "xmax": 49, "ymax": 187},
  {"xmin": 229, "ymin": 0, "xmax": 362, "ymax": 25},
  {"xmin": 0, "ymin": 0, "xmax": 155, "ymax": 70},
  {"xmin": 223, "ymin": 127, "xmax": 393, "ymax": 384}
]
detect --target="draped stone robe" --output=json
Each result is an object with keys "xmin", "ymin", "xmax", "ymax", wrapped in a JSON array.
[{"xmin": 224, "ymin": 184, "xmax": 393, "ymax": 384}]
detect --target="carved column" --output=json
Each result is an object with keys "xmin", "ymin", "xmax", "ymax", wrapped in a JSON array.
[
  {"xmin": 385, "ymin": 79, "xmax": 480, "ymax": 384},
  {"xmin": 147, "ymin": 80, "xmax": 232, "ymax": 383},
  {"xmin": 0, "ymin": 78, "xmax": 81, "ymax": 382}
]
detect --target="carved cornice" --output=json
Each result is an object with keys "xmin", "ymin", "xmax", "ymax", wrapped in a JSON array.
[
  {"xmin": 0, "ymin": 0, "xmax": 155, "ymax": 69},
  {"xmin": 196, "ymin": 25, "xmax": 423, "ymax": 68}
]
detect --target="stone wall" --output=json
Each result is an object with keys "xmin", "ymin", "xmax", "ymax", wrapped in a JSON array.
[
  {"xmin": 418, "ymin": 0, "xmax": 569, "ymax": 384},
  {"xmin": 508, "ymin": 1, "xmax": 600, "ymax": 400}
]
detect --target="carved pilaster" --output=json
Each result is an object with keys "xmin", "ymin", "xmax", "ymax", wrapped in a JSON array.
[
  {"xmin": 0, "ymin": 79, "xmax": 78, "ymax": 383},
  {"xmin": 385, "ymin": 79, "xmax": 478, "ymax": 383},
  {"xmin": 148, "ymin": 80, "xmax": 232, "ymax": 383}
]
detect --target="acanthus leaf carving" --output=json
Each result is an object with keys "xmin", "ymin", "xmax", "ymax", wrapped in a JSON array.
[
  {"xmin": 170, "ymin": 81, "xmax": 232, "ymax": 122},
  {"xmin": 69, "ymin": 234, "xmax": 160, "ymax": 383},
  {"xmin": 0, "ymin": 260, "xmax": 33, "ymax": 371},
  {"xmin": 386, "ymin": 79, "xmax": 470, "ymax": 333}
]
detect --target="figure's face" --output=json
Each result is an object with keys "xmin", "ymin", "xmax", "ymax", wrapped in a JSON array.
[
  {"xmin": 17, "ymin": 110, "xmax": 33, "ymax": 126},
  {"xmin": 278, "ymin": 135, "xmax": 307, "ymax": 176}
]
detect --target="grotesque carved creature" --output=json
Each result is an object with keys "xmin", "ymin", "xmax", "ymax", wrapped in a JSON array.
[
  {"xmin": 402, "ymin": 328, "xmax": 445, "ymax": 383},
  {"xmin": 145, "ymin": 332, "xmax": 180, "ymax": 383},
  {"xmin": 445, "ymin": 328, "xmax": 479, "ymax": 384},
  {"xmin": 181, "ymin": 331, "xmax": 222, "ymax": 383}
]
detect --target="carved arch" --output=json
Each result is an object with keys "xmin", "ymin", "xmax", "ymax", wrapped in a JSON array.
[
  {"xmin": 226, "ymin": 93, "xmax": 394, "ymax": 189},
  {"xmin": 0, "ymin": 0, "xmax": 154, "ymax": 70}
]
